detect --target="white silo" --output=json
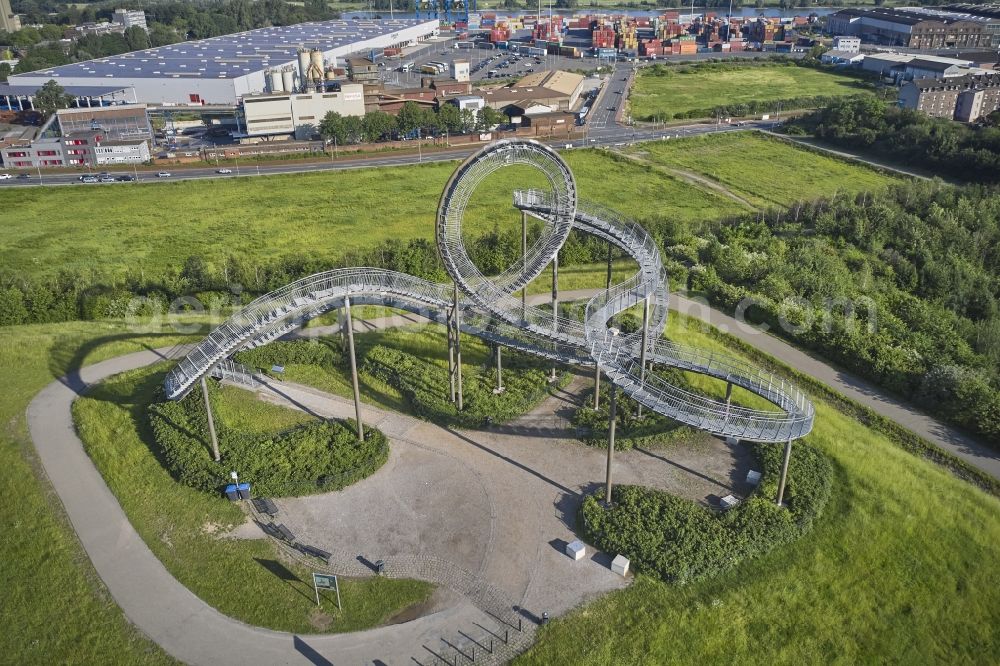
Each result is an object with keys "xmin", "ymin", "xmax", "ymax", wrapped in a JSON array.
[
  {"xmin": 268, "ymin": 69, "xmax": 284, "ymax": 93},
  {"xmin": 297, "ymin": 48, "xmax": 310, "ymax": 91},
  {"xmin": 281, "ymin": 67, "xmax": 295, "ymax": 93}
]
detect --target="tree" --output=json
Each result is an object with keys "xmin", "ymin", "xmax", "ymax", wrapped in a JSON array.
[
  {"xmin": 361, "ymin": 110, "xmax": 396, "ymax": 143},
  {"xmin": 148, "ymin": 23, "xmax": 181, "ymax": 47},
  {"xmin": 397, "ymin": 101, "xmax": 430, "ymax": 136},
  {"xmin": 124, "ymin": 26, "xmax": 151, "ymax": 51},
  {"xmin": 34, "ymin": 80, "xmax": 73, "ymax": 117},
  {"xmin": 319, "ymin": 111, "xmax": 348, "ymax": 145},
  {"xmin": 477, "ymin": 106, "xmax": 506, "ymax": 131},
  {"xmin": 436, "ymin": 103, "xmax": 462, "ymax": 134},
  {"xmin": 0, "ymin": 63, "xmax": 10, "ymax": 83}
]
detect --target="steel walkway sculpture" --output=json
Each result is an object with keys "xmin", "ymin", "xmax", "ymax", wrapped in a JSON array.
[{"xmin": 165, "ymin": 139, "xmax": 814, "ymax": 447}]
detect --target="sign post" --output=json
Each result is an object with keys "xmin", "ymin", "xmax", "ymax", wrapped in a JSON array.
[{"xmin": 312, "ymin": 572, "xmax": 341, "ymax": 611}]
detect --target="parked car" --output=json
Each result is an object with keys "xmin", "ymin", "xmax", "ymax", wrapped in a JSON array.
[
  {"xmin": 216, "ymin": 168, "xmax": 233, "ymax": 174},
  {"xmin": 116, "ymin": 175, "xmax": 135, "ymax": 181},
  {"xmin": 0, "ymin": 173, "xmax": 12, "ymax": 180},
  {"xmin": 156, "ymin": 171, "xmax": 172, "ymax": 178},
  {"xmin": 17, "ymin": 173, "xmax": 30, "ymax": 180},
  {"xmin": 80, "ymin": 175, "xmax": 99, "ymax": 183},
  {"xmin": 99, "ymin": 175, "xmax": 116, "ymax": 182}
]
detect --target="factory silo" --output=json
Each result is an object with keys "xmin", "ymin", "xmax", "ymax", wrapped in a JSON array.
[
  {"xmin": 281, "ymin": 67, "xmax": 295, "ymax": 93},
  {"xmin": 268, "ymin": 69, "xmax": 284, "ymax": 93},
  {"xmin": 297, "ymin": 48, "xmax": 310, "ymax": 91}
]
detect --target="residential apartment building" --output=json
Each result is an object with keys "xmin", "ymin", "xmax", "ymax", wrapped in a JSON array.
[
  {"xmin": 112, "ymin": 9, "xmax": 147, "ymax": 30},
  {"xmin": 898, "ymin": 72, "xmax": 1000, "ymax": 120}
]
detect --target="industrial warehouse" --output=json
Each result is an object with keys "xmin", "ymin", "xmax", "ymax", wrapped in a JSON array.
[{"xmin": 4, "ymin": 17, "xmax": 440, "ymax": 105}]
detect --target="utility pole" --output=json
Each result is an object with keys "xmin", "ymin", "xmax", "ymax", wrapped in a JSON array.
[
  {"xmin": 200, "ymin": 376, "xmax": 220, "ymax": 462},
  {"xmin": 343, "ymin": 296, "xmax": 365, "ymax": 441},
  {"xmin": 604, "ymin": 379, "xmax": 617, "ymax": 504}
]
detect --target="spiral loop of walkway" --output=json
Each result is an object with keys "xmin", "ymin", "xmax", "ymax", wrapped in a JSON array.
[{"xmin": 164, "ymin": 139, "xmax": 813, "ymax": 442}]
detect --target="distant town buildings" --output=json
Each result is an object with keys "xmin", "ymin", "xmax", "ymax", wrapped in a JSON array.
[
  {"xmin": 832, "ymin": 36, "xmax": 861, "ymax": 53},
  {"xmin": 1, "ymin": 130, "xmax": 150, "ymax": 168}
]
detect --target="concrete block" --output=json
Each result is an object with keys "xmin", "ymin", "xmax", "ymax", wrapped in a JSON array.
[
  {"xmin": 726, "ymin": 436, "xmax": 739, "ymax": 446},
  {"xmin": 566, "ymin": 539, "xmax": 586, "ymax": 561},
  {"xmin": 611, "ymin": 554, "xmax": 629, "ymax": 577},
  {"xmin": 746, "ymin": 470, "xmax": 761, "ymax": 485},
  {"xmin": 720, "ymin": 494, "xmax": 740, "ymax": 510}
]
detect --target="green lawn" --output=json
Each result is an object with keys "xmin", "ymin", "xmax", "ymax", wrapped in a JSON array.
[
  {"xmin": 627, "ymin": 133, "xmax": 903, "ymax": 208},
  {"xmin": 0, "ymin": 150, "xmax": 739, "ymax": 281},
  {"xmin": 72, "ymin": 364, "xmax": 432, "ymax": 634},
  {"xmin": 631, "ymin": 63, "xmax": 872, "ymax": 121},
  {"xmin": 517, "ymin": 313, "xmax": 1000, "ymax": 665},
  {"xmin": 0, "ymin": 135, "xmax": 901, "ymax": 289}
]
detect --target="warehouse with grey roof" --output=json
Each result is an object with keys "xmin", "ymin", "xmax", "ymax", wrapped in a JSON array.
[{"xmin": 6, "ymin": 18, "xmax": 440, "ymax": 106}]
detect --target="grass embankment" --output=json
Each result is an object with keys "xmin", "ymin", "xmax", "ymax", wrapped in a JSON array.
[
  {"xmin": 517, "ymin": 312, "xmax": 1000, "ymax": 665},
  {"xmin": 0, "ymin": 135, "xmax": 900, "ymax": 284},
  {"xmin": 72, "ymin": 363, "xmax": 432, "ymax": 634},
  {"xmin": 631, "ymin": 62, "xmax": 871, "ymax": 121}
]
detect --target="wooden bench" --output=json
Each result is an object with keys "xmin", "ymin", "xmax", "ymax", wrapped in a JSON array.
[
  {"xmin": 297, "ymin": 543, "xmax": 331, "ymax": 565},
  {"xmin": 252, "ymin": 497, "xmax": 279, "ymax": 517}
]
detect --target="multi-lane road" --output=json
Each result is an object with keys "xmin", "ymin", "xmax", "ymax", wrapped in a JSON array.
[{"xmin": 0, "ymin": 62, "xmax": 781, "ymax": 188}]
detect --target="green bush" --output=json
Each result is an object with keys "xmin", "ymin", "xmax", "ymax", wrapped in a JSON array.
[
  {"xmin": 148, "ymin": 378, "xmax": 387, "ymax": 497},
  {"xmin": 362, "ymin": 343, "xmax": 564, "ymax": 428},
  {"xmin": 580, "ymin": 440, "xmax": 832, "ymax": 584},
  {"xmin": 234, "ymin": 339, "xmax": 341, "ymax": 371}
]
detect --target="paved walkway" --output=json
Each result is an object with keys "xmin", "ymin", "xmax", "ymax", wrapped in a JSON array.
[{"xmin": 26, "ymin": 348, "xmax": 525, "ymax": 666}]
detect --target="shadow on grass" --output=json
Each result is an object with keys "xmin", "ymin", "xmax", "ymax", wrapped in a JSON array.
[{"xmin": 255, "ymin": 558, "xmax": 314, "ymax": 604}]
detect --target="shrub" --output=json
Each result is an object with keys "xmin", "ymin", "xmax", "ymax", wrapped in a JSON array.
[
  {"xmin": 148, "ymin": 379, "xmax": 387, "ymax": 497},
  {"xmin": 580, "ymin": 440, "xmax": 832, "ymax": 583},
  {"xmin": 362, "ymin": 343, "xmax": 563, "ymax": 428},
  {"xmin": 234, "ymin": 339, "xmax": 341, "ymax": 371}
]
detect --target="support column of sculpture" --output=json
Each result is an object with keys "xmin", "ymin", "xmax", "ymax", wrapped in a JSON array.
[
  {"xmin": 343, "ymin": 296, "xmax": 365, "ymax": 441},
  {"xmin": 447, "ymin": 304, "xmax": 456, "ymax": 403},
  {"xmin": 595, "ymin": 241, "xmax": 614, "ymax": 408},
  {"xmin": 494, "ymin": 344, "xmax": 504, "ymax": 394},
  {"xmin": 604, "ymin": 379, "xmax": 617, "ymax": 505},
  {"xmin": 521, "ymin": 210, "xmax": 528, "ymax": 320},
  {"xmin": 550, "ymin": 252, "xmax": 559, "ymax": 382},
  {"xmin": 454, "ymin": 283, "xmax": 464, "ymax": 411},
  {"xmin": 636, "ymin": 295, "xmax": 650, "ymax": 419},
  {"xmin": 776, "ymin": 438, "xmax": 793, "ymax": 506},
  {"xmin": 200, "ymin": 376, "xmax": 220, "ymax": 462}
]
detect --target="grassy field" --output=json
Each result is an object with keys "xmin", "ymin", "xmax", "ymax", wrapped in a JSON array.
[
  {"xmin": 72, "ymin": 364, "xmax": 432, "ymax": 634},
  {"xmin": 0, "ymin": 136, "xmax": 900, "ymax": 284},
  {"xmin": 631, "ymin": 63, "xmax": 872, "ymax": 121},
  {"xmin": 625, "ymin": 133, "xmax": 902, "ymax": 208},
  {"xmin": 517, "ymin": 313, "xmax": 1000, "ymax": 665}
]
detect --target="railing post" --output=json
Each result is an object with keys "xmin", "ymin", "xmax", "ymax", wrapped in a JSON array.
[{"xmin": 343, "ymin": 296, "xmax": 365, "ymax": 441}]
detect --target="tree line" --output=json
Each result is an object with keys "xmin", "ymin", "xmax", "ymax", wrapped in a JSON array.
[
  {"xmin": 318, "ymin": 101, "xmax": 507, "ymax": 145},
  {"xmin": 789, "ymin": 96, "xmax": 1000, "ymax": 183}
]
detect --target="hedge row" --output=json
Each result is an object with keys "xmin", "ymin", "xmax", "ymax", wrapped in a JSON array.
[
  {"xmin": 147, "ymin": 378, "xmax": 387, "ymax": 497},
  {"xmin": 362, "ymin": 343, "xmax": 564, "ymax": 428},
  {"xmin": 580, "ymin": 440, "xmax": 832, "ymax": 584}
]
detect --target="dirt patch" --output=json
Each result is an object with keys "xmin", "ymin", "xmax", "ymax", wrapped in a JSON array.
[
  {"xmin": 308, "ymin": 607, "xmax": 334, "ymax": 631},
  {"xmin": 387, "ymin": 586, "xmax": 462, "ymax": 625}
]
